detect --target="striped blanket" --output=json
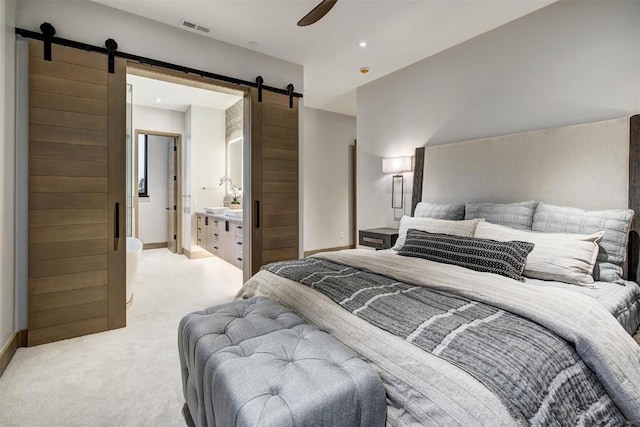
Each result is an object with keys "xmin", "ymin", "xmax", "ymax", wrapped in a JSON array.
[{"xmin": 262, "ymin": 257, "xmax": 629, "ymax": 426}]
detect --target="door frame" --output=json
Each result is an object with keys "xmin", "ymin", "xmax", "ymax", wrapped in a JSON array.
[
  {"xmin": 127, "ymin": 63, "xmax": 250, "ymax": 271},
  {"xmin": 134, "ymin": 129, "xmax": 183, "ymax": 255}
]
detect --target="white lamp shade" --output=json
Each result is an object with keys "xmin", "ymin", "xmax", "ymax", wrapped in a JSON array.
[{"xmin": 382, "ymin": 156, "xmax": 413, "ymax": 174}]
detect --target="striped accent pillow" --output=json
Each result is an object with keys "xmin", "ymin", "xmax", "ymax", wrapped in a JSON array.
[
  {"xmin": 398, "ymin": 229, "xmax": 535, "ymax": 281},
  {"xmin": 474, "ymin": 221, "xmax": 603, "ymax": 287}
]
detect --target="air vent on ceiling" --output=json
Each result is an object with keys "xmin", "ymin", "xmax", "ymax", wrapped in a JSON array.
[{"xmin": 180, "ymin": 19, "xmax": 210, "ymax": 34}]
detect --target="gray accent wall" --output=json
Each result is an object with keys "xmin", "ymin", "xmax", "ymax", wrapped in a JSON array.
[
  {"xmin": 11, "ymin": 0, "xmax": 305, "ymax": 338},
  {"xmin": 356, "ymin": 0, "xmax": 640, "ymax": 230},
  {"xmin": 16, "ymin": 0, "xmax": 302, "ymax": 92},
  {"xmin": 303, "ymin": 107, "xmax": 356, "ymax": 251}
]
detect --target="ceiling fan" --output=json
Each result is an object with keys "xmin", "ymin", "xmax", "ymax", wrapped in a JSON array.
[{"xmin": 297, "ymin": 0, "xmax": 338, "ymax": 26}]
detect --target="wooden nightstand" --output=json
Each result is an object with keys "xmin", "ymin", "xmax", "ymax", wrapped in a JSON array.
[{"xmin": 359, "ymin": 228, "xmax": 399, "ymax": 250}]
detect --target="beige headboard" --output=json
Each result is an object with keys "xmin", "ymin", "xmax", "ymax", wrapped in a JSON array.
[
  {"xmin": 410, "ymin": 115, "xmax": 640, "ymax": 281},
  {"xmin": 420, "ymin": 117, "xmax": 630, "ymax": 211}
]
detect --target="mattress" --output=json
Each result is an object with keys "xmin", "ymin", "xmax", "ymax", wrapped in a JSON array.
[{"xmin": 525, "ymin": 278, "xmax": 640, "ymax": 335}]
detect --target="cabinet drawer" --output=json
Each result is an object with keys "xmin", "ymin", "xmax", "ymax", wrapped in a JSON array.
[
  {"xmin": 235, "ymin": 224, "xmax": 243, "ymax": 238},
  {"xmin": 210, "ymin": 231, "xmax": 220, "ymax": 243},
  {"xmin": 234, "ymin": 256, "xmax": 243, "ymax": 269},
  {"xmin": 210, "ymin": 243, "xmax": 220, "ymax": 256},
  {"xmin": 210, "ymin": 218, "xmax": 222, "ymax": 230},
  {"xmin": 358, "ymin": 229, "xmax": 398, "ymax": 250}
]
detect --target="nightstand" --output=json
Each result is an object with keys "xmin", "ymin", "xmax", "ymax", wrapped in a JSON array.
[{"xmin": 359, "ymin": 228, "xmax": 399, "ymax": 250}]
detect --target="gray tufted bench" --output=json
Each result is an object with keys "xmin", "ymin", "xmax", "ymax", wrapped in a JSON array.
[{"xmin": 178, "ymin": 296, "xmax": 386, "ymax": 427}]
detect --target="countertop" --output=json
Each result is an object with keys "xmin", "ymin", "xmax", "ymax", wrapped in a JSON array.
[{"xmin": 199, "ymin": 212, "xmax": 243, "ymax": 223}]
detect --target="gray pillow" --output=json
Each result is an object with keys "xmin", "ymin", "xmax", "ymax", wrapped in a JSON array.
[
  {"xmin": 465, "ymin": 201, "xmax": 537, "ymax": 230},
  {"xmin": 398, "ymin": 229, "xmax": 535, "ymax": 281},
  {"xmin": 414, "ymin": 202, "xmax": 465, "ymax": 220},
  {"xmin": 531, "ymin": 203, "xmax": 634, "ymax": 283}
]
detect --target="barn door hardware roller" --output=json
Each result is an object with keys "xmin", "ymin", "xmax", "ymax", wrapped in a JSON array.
[
  {"xmin": 256, "ymin": 76, "xmax": 264, "ymax": 102},
  {"xmin": 105, "ymin": 39, "xmax": 118, "ymax": 74},
  {"xmin": 40, "ymin": 22, "xmax": 55, "ymax": 61},
  {"xmin": 287, "ymin": 84, "xmax": 295, "ymax": 109}
]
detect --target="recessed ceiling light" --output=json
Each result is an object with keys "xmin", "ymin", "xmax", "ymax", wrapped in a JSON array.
[
  {"xmin": 155, "ymin": 97, "xmax": 162, "ymax": 103},
  {"xmin": 358, "ymin": 41, "xmax": 367, "ymax": 48},
  {"xmin": 360, "ymin": 67, "xmax": 370, "ymax": 74}
]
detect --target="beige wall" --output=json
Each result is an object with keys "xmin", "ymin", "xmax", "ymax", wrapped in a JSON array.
[
  {"xmin": 303, "ymin": 107, "xmax": 356, "ymax": 252},
  {"xmin": 0, "ymin": 0, "xmax": 16, "ymax": 348},
  {"xmin": 356, "ymin": 1, "xmax": 640, "ymax": 229}
]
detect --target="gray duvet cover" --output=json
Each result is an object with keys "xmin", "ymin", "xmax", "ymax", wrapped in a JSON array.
[
  {"xmin": 237, "ymin": 250, "xmax": 640, "ymax": 426},
  {"xmin": 524, "ymin": 278, "xmax": 640, "ymax": 336}
]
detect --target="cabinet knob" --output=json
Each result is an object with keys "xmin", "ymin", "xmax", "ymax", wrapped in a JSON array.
[
  {"xmin": 237, "ymin": 242, "xmax": 242, "ymax": 245},
  {"xmin": 237, "ymin": 257, "xmax": 242, "ymax": 261},
  {"xmin": 214, "ymin": 246, "xmax": 219, "ymax": 250},
  {"xmin": 214, "ymin": 233, "xmax": 218, "ymax": 237}
]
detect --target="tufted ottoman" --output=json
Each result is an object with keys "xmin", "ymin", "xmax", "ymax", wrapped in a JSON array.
[{"xmin": 178, "ymin": 297, "xmax": 386, "ymax": 427}]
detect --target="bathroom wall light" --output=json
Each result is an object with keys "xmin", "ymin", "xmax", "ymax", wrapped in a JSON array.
[{"xmin": 382, "ymin": 156, "xmax": 413, "ymax": 209}]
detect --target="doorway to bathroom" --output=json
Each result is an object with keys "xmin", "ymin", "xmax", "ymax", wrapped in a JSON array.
[{"xmin": 125, "ymin": 68, "xmax": 246, "ymax": 267}]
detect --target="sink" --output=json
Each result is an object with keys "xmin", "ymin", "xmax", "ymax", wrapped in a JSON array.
[
  {"xmin": 224, "ymin": 209, "xmax": 243, "ymax": 218},
  {"xmin": 204, "ymin": 206, "xmax": 226, "ymax": 214}
]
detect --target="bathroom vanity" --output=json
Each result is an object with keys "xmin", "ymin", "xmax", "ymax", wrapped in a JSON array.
[{"xmin": 197, "ymin": 213, "xmax": 244, "ymax": 269}]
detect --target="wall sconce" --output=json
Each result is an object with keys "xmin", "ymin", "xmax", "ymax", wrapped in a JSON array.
[{"xmin": 382, "ymin": 156, "xmax": 413, "ymax": 209}]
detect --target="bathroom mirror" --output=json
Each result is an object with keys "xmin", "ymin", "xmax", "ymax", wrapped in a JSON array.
[{"xmin": 228, "ymin": 137, "xmax": 243, "ymax": 191}]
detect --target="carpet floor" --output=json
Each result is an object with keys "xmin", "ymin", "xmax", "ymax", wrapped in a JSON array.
[{"xmin": 0, "ymin": 249, "xmax": 243, "ymax": 427}]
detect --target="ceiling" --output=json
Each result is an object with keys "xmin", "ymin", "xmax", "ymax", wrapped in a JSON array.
[
  {"xmin": 97, "ymin": 0, "xmax": 556, "ymax": 116},
  {"xmin": 127, "ymin": 74, "xmax": 242, "ymax": 112}
]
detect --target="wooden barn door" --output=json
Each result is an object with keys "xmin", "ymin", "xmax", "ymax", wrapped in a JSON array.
[
  {"xmin": 250, "ymin": 89, "xmax": 300, "ymax": 274},
  {"xmin": 27, "ymin": 40, "xmax": 126, "ymax": 346}
]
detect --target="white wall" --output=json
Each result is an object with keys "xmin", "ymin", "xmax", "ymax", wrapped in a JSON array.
[
  {"xmin": 188, "ymin": 106, "xmax": 226, "ymax": 248},
  {"xmin": 138, "ymin": 135, "xmax": 170, "ymax": 245},
  {"xmin": 0, "ymin": 0, "xmax": 16, "ymax": 349},
  {"xmin": 356, "ymin": 0, "xmax": 640, "ymax": 230},
  {"xmin": 303, "ymin": 107, "xmax": 356, "ymax": 251},
  {"xmin": 16, "ymin": 0, "xmax": 302, "ymax": 92},
  {"xmin": 132, "ymin": 104, "xmax": 185, "ymax": 136}
]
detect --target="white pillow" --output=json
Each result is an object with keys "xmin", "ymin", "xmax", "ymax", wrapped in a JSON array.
[
  {"xmin": 474, "ymin": 221, "xmax": 603, "ymax": 287},
  {"xmin": 393, "ymin": 216, "xmax": 483, "ymax": 250}
]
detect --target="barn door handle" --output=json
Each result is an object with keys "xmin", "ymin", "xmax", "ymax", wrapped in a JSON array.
[
  {"xmin": 255, "ymin": 200, "xmax": 261, "ymax": 228},
  {"xmin": 114, "ymin": 202, "xmax": 120, "ymax": 251}
]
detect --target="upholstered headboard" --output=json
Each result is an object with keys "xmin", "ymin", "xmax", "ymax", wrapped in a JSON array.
[{"xmin": 411, "ymin": 115, "xmax": 640, "ymax": 280}]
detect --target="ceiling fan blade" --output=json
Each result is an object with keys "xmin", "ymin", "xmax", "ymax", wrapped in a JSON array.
[{"xmin": 297, "ymin": 0, "xmax": 338, "ymax": 27}]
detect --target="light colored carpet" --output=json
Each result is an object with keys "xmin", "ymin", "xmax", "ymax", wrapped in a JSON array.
[{"xmin": 0, "ymin": 249, "xmax": 243, "ymax": 427}]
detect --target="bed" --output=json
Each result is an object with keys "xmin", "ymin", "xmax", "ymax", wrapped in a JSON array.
[{"xmin": 234, "ymin": 116, "xmax": 640, "ymax": 426}]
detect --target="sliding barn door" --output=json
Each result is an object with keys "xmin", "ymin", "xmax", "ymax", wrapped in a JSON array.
[
  {"xmin": 250, "ymin": 89, "xmax": 300, "ymax": 274},
  {"xmin": 28, "ymin": 40, "xmax": 126, "ymax": 346}
]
